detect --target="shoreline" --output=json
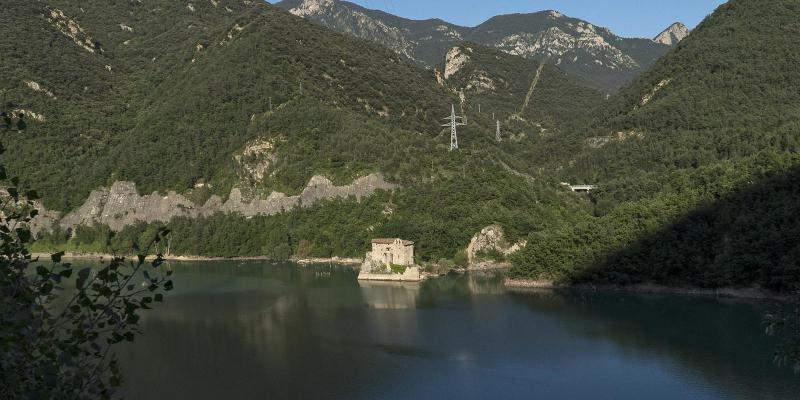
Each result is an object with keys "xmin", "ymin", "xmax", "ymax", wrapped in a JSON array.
[
  {"xmin": 503, "ymin": 278, "xmax": 786, "ymax": 300},
  {"xmin": 26, "ymin": 252, "xmax": 786, "ymax": 299},
  {"xmin": 30, "ymin": 252, "xmax": 363, "ymax": 265}
]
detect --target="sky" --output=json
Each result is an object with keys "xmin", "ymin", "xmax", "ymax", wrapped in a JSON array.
[{"xmin": 344, "ymin": 0, "xmax": 727, "ymax": 38}]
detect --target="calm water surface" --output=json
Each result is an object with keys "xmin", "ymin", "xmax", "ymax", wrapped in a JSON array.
[{"xmin": 112, "ymin": 261, "xmax": 799, "ymax": 399}]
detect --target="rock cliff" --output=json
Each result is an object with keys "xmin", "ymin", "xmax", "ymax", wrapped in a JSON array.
[
  {"xmin": 46, "ymin": 174, "xmax": 396, "ymax": 232},
  {"xmin": 466, "ymin": 225, "xmax": 527, "ymax": 264},
  {"xmin": 653, "ymin": 23, "xmax": 690, "ymax": 46}
]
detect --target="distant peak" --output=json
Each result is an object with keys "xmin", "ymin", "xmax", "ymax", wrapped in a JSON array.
[{"xmin": 653, "ymin": 22, "xmax": 690, "ymax": 45}]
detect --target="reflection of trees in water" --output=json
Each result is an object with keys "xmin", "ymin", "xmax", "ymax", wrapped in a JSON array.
[
  {"xmin": 116, "ymin": 264, "xmax": 383, "ymax": 400},
  {"xmin": 157, "ymin": 260, "xmax": 359, "ymax": 289},
  {"xmin": 417, "ymin": 272, "xmax": 506, "ymax": 308},
  {"xmin": 765, "ymin": 288, "xmax": 800, "ymax": 373},
  {"xmin": 509, "ymin": 290, "xmax": 800, "ymax": 400}
]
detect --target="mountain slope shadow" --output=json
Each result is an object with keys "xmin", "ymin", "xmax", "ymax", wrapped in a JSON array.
[{"xmin": 572, "ymin": 166, "xmax": 800, "ymax": 292}]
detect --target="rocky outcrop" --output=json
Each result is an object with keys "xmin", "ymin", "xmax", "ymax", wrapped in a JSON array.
[
  {"xmin": 52, "ymin": 174, "xmax": 396, "ymax": 232},
  {"xmin": 46, "ymin": 8, "xmax": 100, "ymax": 53},
  {"xmin": 234, "ymin": 138, "xmax": 279, "ymax": 182},
  {"xmin": 25, "ymin": 81, "xmax": 56, "ymax": 99},
  {"xmin": 287, "ymin": 0, "xmax": 334, "ymax": 17},
  {"xmin": 11, "ymin": 109, "xmax": 45, "ymax": 122},
  {"xmin": 466, "ymin": 225, "xmax": 527, "ymax": 264},
  {"xmin": 653, "ymin": 23, "xmax": 690, "ymax": 46},
  {"xmin": 638, "ymin": 78, "xmax": 672, "ymax": 107},
  {"xmin": 444, "ymin": 46, "xmax": 471, "ymax": 80},
  {"xmin": 585, "ymin": 129, "xmax": 645, "ymax": 149},
  {"xmin": 0, "ymin": 189, "xmax": 60, "ymax": 237},
  {"xmin": 495, "ymin": 23, "xmax": 638, "ymax": 71}
]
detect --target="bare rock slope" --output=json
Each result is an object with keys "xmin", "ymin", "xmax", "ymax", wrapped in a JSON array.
[{"xmin": 52, "ymin": 174, "xmax": 396, "ymax": 232}]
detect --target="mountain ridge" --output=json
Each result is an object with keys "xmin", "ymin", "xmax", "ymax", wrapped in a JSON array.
[{"xmin": 274, "ymin": 0, "xmax": 683, "ymax": 90}]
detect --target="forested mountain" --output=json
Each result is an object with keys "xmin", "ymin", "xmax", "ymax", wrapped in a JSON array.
[
  {"xmin": 6, "ymin": 0, "xmax": 798, "ymax": 292},
  {"xmin": 440, "ymin": 43, "xmax": 604, "ymax": 132},
  {"xmin": 274, "ymin": 0, "xmax": 681, "ymax": 91},
  {"xmin": 510, "ymin": 0, "xmax": 800, "ymax": 292},
  {"xmin": 574, "ymin": 0, "xmax": 800, "ymax": 181},
  {"xmin": 3, "ymin": 0, "xmax": 594, "ymax": 262},
  {"xmin": 2, "ymin": 0, "xmax": 453, "ymax": 209}
]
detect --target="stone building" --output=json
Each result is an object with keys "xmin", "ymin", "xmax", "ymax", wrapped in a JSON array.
[
  {"xmin": 358, "ymin": 238, "xmax": 421, "ymax": 282},
  {"xmin": 369, "ymin": 238, "xmax": 415, "ymax": 266}
]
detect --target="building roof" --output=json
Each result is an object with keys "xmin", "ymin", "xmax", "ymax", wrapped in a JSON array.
[{"xmin": 372, "ymin": 238, "xmax": 414, "ymax": 246}]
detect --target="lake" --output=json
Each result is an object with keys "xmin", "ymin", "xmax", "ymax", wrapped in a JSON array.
[{"xmin": 114, "ymin": 261, "xmax": 799, "ymax": 399}]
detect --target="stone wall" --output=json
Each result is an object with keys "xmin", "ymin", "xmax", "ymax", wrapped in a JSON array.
[
  {"xmin": 369, "ymin": 240, "xmax": 414, "ymax": 267},
  {"xmin": 357, "ymin": 267, "xmax": 422, "ymax": 282}
]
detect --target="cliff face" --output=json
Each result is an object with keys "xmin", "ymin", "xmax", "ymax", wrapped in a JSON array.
[
  {"xmin": 466, "ymin": 225, "xmax": 527, "ymax": 264},
  {"xmin": 653, "ymin": 23, "xmax": 690, "ymax": 45},
  {"xmin": 48, "ymin": 174, "xmax": 396, "ymax": 232}
]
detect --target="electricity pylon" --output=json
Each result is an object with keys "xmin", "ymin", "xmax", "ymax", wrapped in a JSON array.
[{"xmin": 442, "ymin": 104, "xmax": 466, "ymax": 151}]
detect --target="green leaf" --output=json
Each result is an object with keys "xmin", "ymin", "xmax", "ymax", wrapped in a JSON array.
[
  {"xmin": 164, "ymin": 280, "xmax": 174, "ymax": 291},
  {"xmin": 59, "ymin": 268, "xmax": 73, "ymax": 278},
  {"xmin": 76, "ymin": 267, "xmax": 91, "ymax": 289},
  {"xmin": 154, "ymin": 293, "xmax": 164, "ymax": 302},
  {"xmin": 41, "ymin": 282, "xmax": 53, "ymax": 295},
  {"xmin": 7, "ymin": 187, "xmax": 18, "ymax": 199},
  {"xmin": 15, "ymin": 228, "xmax": 31, "ymax": 243},
  {"xmin": 51, "ymin": 251, "xmax": 65, "ymax": 263}
]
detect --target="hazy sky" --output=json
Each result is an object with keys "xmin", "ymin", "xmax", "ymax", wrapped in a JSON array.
[{"xmin": 343, "ymin": 0, "xmax": 727, "ymax": 38}]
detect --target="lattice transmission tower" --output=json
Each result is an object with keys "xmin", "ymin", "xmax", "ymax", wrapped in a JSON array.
[{"xmin": 442, "ymin": 104, "xmax": 466, "ymax": 151}]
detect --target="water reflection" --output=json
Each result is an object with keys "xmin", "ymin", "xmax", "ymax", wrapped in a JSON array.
[
  {"xmin": 106, "ymin": 261, "xmax": 800, "ymax": 400},
  {"xmin": 508, "ymin": 288, "xmax": 800, "ymax": 400},
  {"xmin": 358, "ymin": 281, "xmax": 420, "ymax": 309}
]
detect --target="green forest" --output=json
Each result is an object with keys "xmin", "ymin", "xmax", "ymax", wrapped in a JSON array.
[
  {"xmin": 4, "ymin": 0, "xmax": 800, "ymax": 293},
  {"xmin": 508, "ymin": 0, "xmax": 800, "ymax": 291}
]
